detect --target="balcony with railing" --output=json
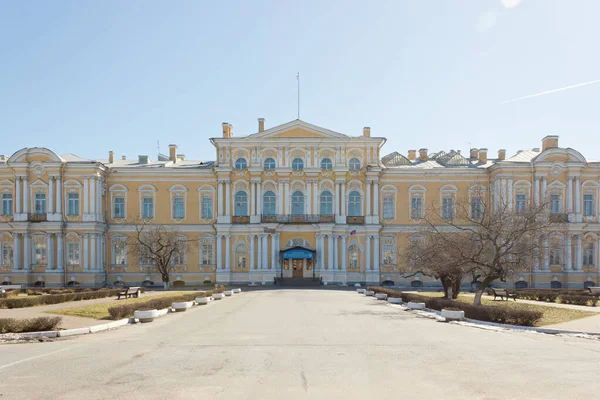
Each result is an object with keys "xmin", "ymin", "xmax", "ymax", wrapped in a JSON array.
[
  {"xmin": 550, "ymin": 213, "xmax": 569, "ymax": 223},
  {"xmin": 231, "ymin": 216, "xmax": 250, "ymax": 224},
  {"xmin": 261, "ymin": 214, "xmax": 334, "ymax": 224},
  {"xmin": 346, "ymin": 216, "xmax": 365, "ymax": 224},
  {"xmin": 28, "ymin": 213, "xmax": 47, "ymax": 222}
]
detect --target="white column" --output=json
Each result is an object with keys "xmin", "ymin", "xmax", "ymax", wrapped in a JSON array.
[
  {"xmin": 97, "ymin": 179, "xmax": 102, "ymax": 219},
  {"xmin": 46, "ymin": 234, "xmax": 54, "ymax": 269},
  {"xmin": 56, "ymin": 176, "xmax": 62, "ymax": 214},
  {"xmin": 328, "ymin": 235, "xmax": 334, "ymax": 270},
  {"xmin": 507, "ymin": 179, "xmax": 513, "ymax": 211},
  {"xmin": 83, "ymin": 234, "xmax": 89, "ymax": 270},
  {"xmin": 250, "ymin": 235, "xmax": 255, "ymax": 270},
  {"xmin": 341, "ymin": 182, "xmax": 346, "ymax": 217},
  {"xmin": 57, "ymin": 233, "xmax": 64, "ymax": 270},
  {"xmin": 90, "ymin": 233, "xmax": 96, "ymax": 270},
  {"xmin": 90, "ymin": 178, "xmax": 96, "ymax": 220},
  {"xmin": 271, "ymin": 234, "xmax": 277, "ymax": 270},
  {"xmin": 307, "ymin": 181, "xmax": 312, "ymax": 215},
  {"xmin": 15, "ymin": 177, "xmax": 22, "ymax": 214},
  {"xmin": 365, "ymin": 235, "xmax": 371, "ymax": 271},
  {"xmin": 97, "ymin": 234, "xmax": 103, "ymax": 271},
  {"xmin": 575, "ymin": 234, "xmax": 582, "ymax": 271},
  {"xmin": 263, "ymin": 234, "xmax": 269, "ymax": 269},
  {"xmin": 542, "ymin": 238, "xmax": 549, "ymax": 270},
  {"xmin": 541, "ymin": 177, "xmax": 547, "ymax": 201},
  {"xmin": 341, "ymin": 235, "xmax": 347, "ymax": 271},
  {"xmin": 319, "ymin": 235, "xmax": 325, "ymax": 271},
  {"xmin": 225, "ymin": 235, "xmax": 231, "ymax": 270},
  {"xmin": 251, "ymin": 182, "xmax": 256, "ymax": 216},
  {"xmin": 574, "ymin": 177, "xmax": 581, "ymax": 218},
  {"xmin": 567, "ymin": 177, "xmax": 573, "ymax": 214},
  {"xmin": 278, "ymin": 182, "xmax": 283, "ymax": 215},
  {"xmin": 366, "ymin": 181, "xmax": 371, "ymax": 217},
  {"xmin": 565, "ymin": 234, "xmax": 572, "ymax": 271},
  {"xmin": 218, "ymin": 182, "xmax": 223, "ymax": 216},
  {"xmin": 23, "ymin": 233, "xmax": 30, "ymax": 270},
  {"xmin": 373, "ymin": 182, "xmax": 379, "ymax": 219},
  {"xmin": 48, "ymin": 177, "xmax": 54, "ymax": 214},
  {"xmin": 83, "ymin": 177, "xmax": 89, "ymax": 216},
  {"xmin": 257, "ymin": 235, "xmax": 263, "ymax": 269},
  {"xmin": 225, "ymin": 182, "xmax": 231, "ymax": 217},
  {"xmin": 257, "ymin": 182, "xmax": 262, "ymax": 216},
  {"xmin": 500, "ymin": 179, "xmax": 507, "ymax": 208},
  {"xmin": 23, "ymin": 177, "xmax": 29, "ymax": 214},
  {"xmin": 13, "ymin": 234, "xmax": 20, "ymax": 270},
  {"xmin": 313, "ymin": 181, "xmax": 318, "ymax": 216},
  {"xmin": 534, "ymin": 177, "xmax": 540, "ymax": 206},
  {"xmin": 332, "ymin": 235, "xmax": 337, "ymax": 270},
  {"xmin": 285, "ymin": 182, "xmax": 290, "ymax": 214},
  {"xmin": 216, "ymin": 235, "xmax": 223, "ymax": 269},
  {"xmin": 334, "ymin": 182, "xmax": 340, "ymax": 216},
  {"xmin": 373, "ymin": 235, "xmax": 380, "ymax": 271}
]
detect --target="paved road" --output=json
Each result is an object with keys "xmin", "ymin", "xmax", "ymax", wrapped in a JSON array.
[{"xmin": 1, "ymin": 289, "xmax": 599, "ymax": 400}]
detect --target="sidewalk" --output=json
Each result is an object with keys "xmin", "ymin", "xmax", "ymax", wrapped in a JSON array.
[{"xmin": 0, "ymin": 290, "xmax": 187, "ymax": 329}]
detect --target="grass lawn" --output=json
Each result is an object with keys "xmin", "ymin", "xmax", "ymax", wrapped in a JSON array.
[
  {"xmin": 412, "ymin": 292, "xmax": 597, "ymax": 326},
  {"xmin": 45, "ymin": 293, "xmax": 180, "ymax": 320}
]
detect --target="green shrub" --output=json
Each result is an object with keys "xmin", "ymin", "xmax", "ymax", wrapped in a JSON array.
[
  {"xmin": 560, "ymin": 295, "xmax": 594, "ymax": 306},
  {"xmin": 0, "ymin": 316, "xmax": 62, "ymax": 333},
  {"xmin": 0, "ymin": 289, "xmax": 123, "ymax": 309}
]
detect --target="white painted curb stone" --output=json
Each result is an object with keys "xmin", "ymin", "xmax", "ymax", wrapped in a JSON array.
[
  {"xmin": 356, "ymin": 288, "xmax": 366, "ymax": 294},
  {"xmin": 232, "ymin": 288, "xmax": 242, "ymax": 293},
  {"xmin": 375, "ymin": 293, "xmax": 388, "ymax": 300},
  {"xmin": 407, "ymin": 302, "xmax": 426, "ymax": 310},
  {"xmin": 134, "ymin": 309, "xmax": 160, "ymax": 322},
  {"xmin": 212, "ymin": 293, "xmax": 225, "ymax": 300},
  {"xmin": 89, "ymin": 324, "xmax": 110, "ymax": 333},
  {"xmin": 172, "ymin": 301, "xmax": 194, "ymax": 311},
  {"xmin": 196, "ymin": 297, "xmax": 211, "ymax": 305},
  {"xmin": 364, "ymin": 290, "xmax": 375, "ymax": 296},
  {"xmin": 354, "ymin": 283, "xmax": 361, "ymax": 287},
  {"xmin": 156, "ymin": 308, "xmax": 170, "ymax": 317},
  {"xmin": 20, "ymin": 331, "xmax": 58, "ymax": 338},
  {"xmin": 388, "ymin": 297, "xmax": 402, "ymax": 304},
  {"xmin": 441, "ymin": 309, "xmax": 465, "ymax": 321},
  {"xmin": 58, "ymin": 327, "xmax": 90, "ymax": 337},
  {"xmin": 223, "ymin": 290, "xmax": 233, "ymax": 296}
]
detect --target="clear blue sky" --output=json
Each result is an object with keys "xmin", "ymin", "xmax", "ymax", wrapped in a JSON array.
[{"xmin": 1, "ymin": 0, "xmax": 599, "ymax": 162}]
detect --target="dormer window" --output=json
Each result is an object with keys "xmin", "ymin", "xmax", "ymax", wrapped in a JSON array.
[{"xmin": 235, "ymin": 158, "xmax": 247, "ymax": 170}]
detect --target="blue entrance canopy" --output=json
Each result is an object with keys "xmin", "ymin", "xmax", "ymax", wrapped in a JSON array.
[{"xmin": 282, "ymin": 248, "xmax": 314, "ymax": 259}]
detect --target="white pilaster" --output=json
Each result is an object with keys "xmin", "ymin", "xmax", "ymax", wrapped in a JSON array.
[
  {"xmin": 46, "ymin": 234, "xmax": 53, "ymax": 269},
  {"xmin": 574, "ymin": 234, "xmax": 582, "ymax": 271},
  {"xmin": 541, "ymin": 177, "xmax": 547, "ymax": 201},
  {"xmin": 263, "ymin": 234, "xmax": 269, "ymax": 269},
  {"xmin": 83, "ymin": 234, "xmax": 89, "ymax": 271},
  {"xmin": 340, "ymin": 182, "xmax": 346, "ymax": 217},
  {"xmin": 335, "ymin": 182, "xmax": 340, "ymax": 217},
  {"xmin": 225, "ymin": 235, "xmax": 231, "ymax": 270},
  {"xmin": 366, "ymin": 181, "xmax": 371, "ymax": 217},
  {"xmin": 507, "ymin": 179, "xmax": 513, "ymax": 211},
  {"xmin": 542, "ymin": 238, "xmax": 549, "ymax": 270},
  {"xmin": 332, "ymin": 235, "xmax": 338, "ymax": 270},
  {"xmin": 328, "ymin": 235, "xmax": 333, "ymax": 270},
  {"xmin": 565, "ymin": 234, "xmax": 572, "ymax": 271},
  {"xmin": 313, "ymin": 181, "xmax": 318, "ymax": 216},
  {"xmin": 373, "ymin": 182, "xmax": 379, "ymax": 219},
  {"xmin": 278, "ymin": 182, "xmax": 283, "ymax": 215},
  {"xmin": 83, "ymin": 177, "xmax": 89, "ymax": 217},
  {"xmin": 90, "ymin": 233, "xmax": 96, "ymax": 270},
  {"xmin": 15, "ymin": 177, "xmax": 21, "ymax": 214},
  {"xmin": 341, "ymin": 235, "xmax": 347, "ymax": 271},
  {"xmin": 373, "ymin": 235, "xmax": 380, "ymax": 271},
  {"xmin": 285, "ymin": 181, "xmax": 290, "ymax": 214},
  {"xmin": 48, "ymin": 177, "xmax": 54, "ymax": 214},
  {"xmin": 319, "ymin": 235, "xmax": 325, "ymax": 271},
  {"xmin": 90, "ymin": 177, "xmax": 96, "ymax": 221},
  {"xmin": 97, "ymin": 178, "xmax": 102, "ymax": 220},
  {"xmin": 272, "ymin": 234, "xmax": 278, "ymax": 270},
  {"xmin": 225, "ymin": 182, "xmax": 231, "ymax": 217},
  {"xmin": 217, "ymin": 182, "xmax": 223, "ymax": 216},
  {"xmin": 57, "ymin": 233, "xmax": 64, "ymax": 270},
  {"xmin": 574, "ymin": 176, "xmax": 581, "ymax": 221},
  {"xmin": 23, "ymin": 233, "xmax": 30, "ymax": 270},
  {"xmin": 500, "ymin": 179, "xmax": 507, "ymax": 208},
  {"xmin": 250, "ymin": 235, "xmax": 255, "ymax": 270},
  {"xmin": 97, "ymin": 234, "xmax": 103, "ymax": 271},
  {"xmin": 257, "ymin": 182, "xmax": 262, "ymax": 218},
  {"xmin": 216, "ymin": 235, "xmax": 223, "ymax": 269},
  {"xmin": 22, "ymin": 177, "xmax": 29, "ymax": 214},
  {"xmin": 13, "ymin": 233, "xmax": 20, "ymax": 270},
  {"xmin": 365, "ymin": 235, "xmax": 371, "ymax": 271},
  {"xmin": 534, "ymin": 177, "xmax": 540, "ymax": 206},
  {"xmin": 257, "ymin": 234, "xmax": 263, "ymax": 269},
  {"xmin": 56, "ymin": 176, "xmax": 62, "ymax": 214},
  {"xmin": 567, "ymin": 176, "xmax": 573, "ymax": 214},
  {"xmin": 307, "ymin": 181, "xmax": 312, "ymax": 215},
  {"xmin": 251, "ymin": 182, "xmax": 256, "ymax": 217}
]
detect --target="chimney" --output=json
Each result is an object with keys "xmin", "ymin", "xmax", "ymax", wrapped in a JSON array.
[
  {"xmin": 177, "ymin": 154, "xmax": 185, "ymax": 161},
  {"xmin": 138, "ymin": 155, "xmax": 149, "ymax": 164},
  {"xmin": 169, "ymin": 144, "xmax": 177, "ymax": 162},
  {"xmin": 470, "ymin": 148, "xmax": 478, "ymax": 159},
  {"xmin": 222, "ymin": 122, "xmax": 233, "ymax": 138},
  {"xmin": 542, "ymin": 135, "xmax": 559, "ymax": 151},
  {"xmin": 478, "ymin": 148, "xmax": 488, "ymax": 163},
  {"xmin": 362, "ymin": 127, "xmax": 371, "ymax": 137},
  {"xmin": 497, "ymin": 149, "xmax": 506, "ymax": 161},
  {"xmin": 108, "ymin": 151, "xmax": 114, "ymax": 163},
  {"xmin": 121, "ymin": 155, "xmax": 126, "ymax": 160},
  {"xmin": 532, "ymin": 147, "xmax": 540, "ymax": 152},
  {"xmin": 418, "ymin": 148, "xmax": 428, "ymax": 161},
  {"xmin": 258, "ymin": 118, "xmax": 265, "ymax": 133},
  {"xmin": 407, "ymin": 150, "xmax": 416, "ymax": 161}
]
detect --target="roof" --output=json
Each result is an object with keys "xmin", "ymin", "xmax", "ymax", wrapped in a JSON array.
[
  {"xmin": 505, "ymin": 150, "xmax": 540, "ymax": 162},
  {"xmin": 101, "ymin": 158, "xmax": 215, "ymax": 169},
  {"xmin": 60, "ymin": 153, "xmax": 91, "ymax": 162}
]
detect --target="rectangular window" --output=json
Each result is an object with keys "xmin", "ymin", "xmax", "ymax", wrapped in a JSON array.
[
  {"xmin": 410, "ymin": 197, "xmax": 422, "ymax": 219},
  {"xmin": 142, "ymin": 197, "xmax": 154, "ymax": 219},
  {"xmin": 383, "ymin": 197, "xmax": 394, "ymax": 219},
  {"xmin": 113, "ymin": 240, "xmax": 126, "ymax": 265},
  {"xmin": 35, "ymin": 242, "xmax": 47, "ymax": 265},
  {"xmin": 442, "ymin": 197, "xmax": 454, "ymax": 219},
  {"xmin": 67, "ymin": 242, "xmax": 80, "ymax": 266},
  {"xmin": 1, "ymin": 193, "xmax": 13, "ymax": 216},
  {"xmin": 584, "ymin": 243, "xmax": 595, "ymax": 266},
  {"xmin": 67, "ymin": 193, "xmax": 79, "ymax": 216},
  {"xmin": 382, "ymin": 244, "xmax": 394, "ymax": 265},
  {"xmin": 34, "ymin": 193, "xmax": 46, "ymax": 214},
  {"xmin": 471, "ymin": 197, "xmax": 483, "ymax": 219},
  {"xmin": 1, "ymin": 243, "xmax": 13, "ymax": 266},
  {"xmin": 201, "ymin": 198, "xmax": 213, "ymax": 219},
  {"xmin": 584, "ymin": 194, "xmax": 594, "ymax": 217},
  {"xmin": 549, "ymin": 247, "xmax": 561, "ymax": 265},
  {"xmin": 238, "ymin": 254, "xmax": 246, "ymax": 269},
  {"xmin": 202, "ymin": 243, "xmax": 213, "ymax": 265},
  {"xmin": 173, "ymin": 197, "xmax": 185, "ymax": 219},
  {"xmin": 515, "ymin": 194, "xmax": 527, "ymax": 215},
  {"xmin": 140, "ymin": 247, "xmax": 153, "ymax": 266},
  {"xmin": 550, "ymin": 194, "xmax": 561, "ymax": 215},
  {"xmin": 172, "ymin": 251, "xmax": 184, "ymax": 266},
  {"xmin": 113, "ymin": 197, "xmax": 125, "ymax": 218}
]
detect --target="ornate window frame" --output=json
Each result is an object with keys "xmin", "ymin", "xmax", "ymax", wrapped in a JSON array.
[
  {"xmin": 198, "ymin": 185, "xmax": 215, "ymax": 222},
  {"xmin": 109, "ymin": 184, "xmax": 128, "ymax": 222},
  {"xmin": 440, "ymin": 184, "xmax": 457, "ymax": 220},
  {"xmin": 111, "ymin": 234, "xmax": 127, "ymax": 269},
  {"xmin": 547, "ymin": 180, "xmax": 566, "ymax": 215},
  {"xmin": 0, "ymin": 232, "xmax": 13, "ymax": 268},
  {"xmin": 582, "ymin": 180, "xmax": 599, "ymax": 221},
  {"xmin": 0, "ymin": 180, "xmax": 14, "ymax": 221},
  {"xmin": 138, "ymin": 184, "xmax": 156, "ymax": 221},
  {"xmin": 169, "ymin": 184, "xmax": 188, "ymax": 222},
  {"xmin": 381, "ymin": 235, "xmax": 396, "ymax": 267},
  {"xmin": 65, "ymin": 232, "xmax": 81, "ymax": 267},
  {"xmin": 199, "ymin": 234, "xmax": 215, "ymax": 267},
  {"xmin": 408, "ymin": 184, "xmax": 426, "ymax": 221},
  {"xmin": 380, "ymin": 185, "xmax": 397, "ymax": 222}
]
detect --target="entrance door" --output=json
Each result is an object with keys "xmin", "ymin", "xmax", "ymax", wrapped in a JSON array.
[{"xmin": 292, "ymin": 259, "xmax": 303, "ymax": 278}]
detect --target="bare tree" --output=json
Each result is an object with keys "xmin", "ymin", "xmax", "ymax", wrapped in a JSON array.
[
  {"xmin": 404, "ymin": 188, "xmax": 561, "ymax": 305},
  {"xmin": 127, "ymin": 221, "xmax": 197, "ymax": 289}
]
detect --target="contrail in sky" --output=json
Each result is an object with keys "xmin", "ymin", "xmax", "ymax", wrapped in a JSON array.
[{"xmin": 501, "ymin": 79, "xmax": 600, "ymax": 104}]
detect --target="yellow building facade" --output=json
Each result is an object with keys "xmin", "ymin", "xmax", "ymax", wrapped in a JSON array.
[{"xmin": 0, "ymin": 119, "xmax": 599, "ymax": 289}]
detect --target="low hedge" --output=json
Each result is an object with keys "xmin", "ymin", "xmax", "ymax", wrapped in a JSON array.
[
  {"xmin": 0, "ymin": 316, "xmax": 62, "ymax": 333},
  {"xmin": 513, "ymin": 289, "xmax": 597, "ymax": 306},
  {"xmin": 107, "ymin": 289, "xmax": 225, "ymax": 320},
  {"xmin": 0, "ymin": 289, "xmax": 123, "ymax": 309},
  {"xmin": 368, "ymin": 287, "xmax": 543, "ymax": 326},
  {"xmin": 560, "ymin": 295, "xmax": 598, "ymax": 306}
]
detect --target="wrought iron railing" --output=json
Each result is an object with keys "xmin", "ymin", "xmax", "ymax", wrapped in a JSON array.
[
  {"xmin": 231, "ymin": 216, "xmax": 250, "ymax": 224},
  {"xmin": 346, "ymin": 216, "xmax": 365, "ymax": 224},
  {"xmin": 261, "ymin": 214, "xmax": 334, "ymax": 224},
  {"xmin": 28, "ymin": 213, "xmax": 47, "ymax": 222}
]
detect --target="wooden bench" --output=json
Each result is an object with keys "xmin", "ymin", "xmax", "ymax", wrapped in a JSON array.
[
  {"xmin": 117, "ymin": 286, "xmax": 141, "ymax": 300},
  {"xmin": 588, "ymin": 287, "xmax": 600, "ymax": 297},
  {"xmin": 491, "ymin": 288, "xmax": 516, "ymax": 301}
]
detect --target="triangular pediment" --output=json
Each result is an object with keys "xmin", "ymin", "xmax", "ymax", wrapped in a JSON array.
[{"xmin": 246, "ymin": 120, "xmax": 349, "ymax": 140}]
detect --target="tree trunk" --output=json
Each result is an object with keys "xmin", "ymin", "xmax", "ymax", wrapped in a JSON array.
[
  {"xmin": 473, "ymin": 276, "xmax": 496, "ymax": 306},
  {"xmin": 163, "ymin": 281, "xmax": 169, "ymax": 290},
  {"xmin": 162, "ymin": 272, "xmax": 170, "ymax": 291},
  {"xmin": 452, "ymin": 279, "xmax": 461, "ymax": 299}
]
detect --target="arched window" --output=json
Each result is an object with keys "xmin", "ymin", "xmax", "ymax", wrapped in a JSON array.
[
  {"xmin": 264, "ymin": 158, "xmax": 276, "ymax": 170},
  {"xmin": 348, "ymin": 245, "xmax": 359, "ymax": 269},
  {"xmin": 235, "ymin": 158, "xmax": 247, "ymax": 170},
  {"xmin": 292, "ymin": 191, "xmax": 304, "ymax": 215},
  {"xmin": 235, "ymin": 191, "xmax": 248, "ymax": 216},
  {"xmin": 292, "ymin": 158, "xmax": 304, "ymax": 171},
  {"xmin": 348, "ymin": 191, "xmax": 361, "ymax": 216},
  {"xmin": 263, "ymin": 191, "xmax": 276, "ymax": 216},
  {"xmin": 320, "ymin": 191, "xmax": 333, "ymax": 216},
  {"xmin": 349, "ymin": 158, "xmax": 361, "ymax": 170},
  {"xmin": 321, "ymin": 158, "xmax": 332, "ymax": 170},
  {"xmin": 236, "ymin": 243, "xmax": 247, "ymax": 269}
]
